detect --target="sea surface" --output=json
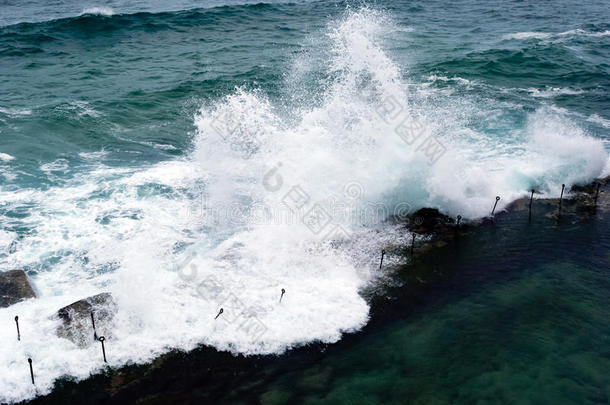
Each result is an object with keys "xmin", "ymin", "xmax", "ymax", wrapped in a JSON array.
[{"xmin": 0, "ymin": 0, "xmax": 609, "ymax": 402}]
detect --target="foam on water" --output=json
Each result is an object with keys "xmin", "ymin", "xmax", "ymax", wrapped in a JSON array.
[
  {"xmin": 0, "ymin": 153, "xmax": 15, "ymax": 162},
  {"xmin": 0, "ymin": 153, "xmax": 16, "ymax": 183},
  {"xmin": 502, "ymin": 32, "xmax": 552, "ymax": 40},
  {"xmin": 502, "ymin": 29, "xmax": 610, "ymax": 41},
  {"xmin": 0, "ymin": 108, "xmax": 32, "ymax": 118},
  {"xmin": 194, "ymin": 8, "xmax": 607, "ymax": 218},
  {"xmin": 0, "ymin": 229, "xmax": 15, "ymax": 255},
  {"xmin": 527, "ymin": 87, "xmax": 585, "ymax": 98},
  {"xmin": 80, "ymin": 7, "xmax": 115, "ymax": 16},
  {"xmin": 55, "ymin": 101, "xmax": 102, "ymax": 119},
  {"xmin": 588, "ymin": 114, "xmax": 610, "ymax": 129},
  {"xmin": 0, "ymin": 7, "xmax": 608, "ymax": 403}
]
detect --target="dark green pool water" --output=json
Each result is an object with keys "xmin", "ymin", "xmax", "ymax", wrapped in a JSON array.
[{"xmin": 249, "ymin": 200, "xmax": 610, "ymax": 404}]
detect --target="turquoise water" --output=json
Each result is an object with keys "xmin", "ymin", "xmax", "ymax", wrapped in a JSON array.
[
  {"xmin": 1, "ymin": 0, "xmax": 609, "ymax": 402},
  {"xmin": 2, "ymin": 0, "xmax": 609, "ymax": 175}
]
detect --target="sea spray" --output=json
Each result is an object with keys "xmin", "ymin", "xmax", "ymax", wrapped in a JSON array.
[{"xmin": 0, "ymin": 6, "xmax": 608, "ymax": 404}]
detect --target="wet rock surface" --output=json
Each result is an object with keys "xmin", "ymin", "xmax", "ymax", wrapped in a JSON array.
[
  {"xmin": 407, "ymin": 208, "xmax": 454, "ymax": 234},
  {"xmin": 0, "ymin": 269, "xmax": 36, "ymax": 308},
  {"xmin": 56, "ymin": 293, "xmax": 117, "ymax": 348},
  {"xmin": 507, "ymin": 177, "xmax": 609, "ymax": 221}
]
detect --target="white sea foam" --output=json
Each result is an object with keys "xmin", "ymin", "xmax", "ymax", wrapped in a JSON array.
[
  {"xmin": 588, "ymin": 113, "xmax": 610, "ymax": 129},
  {"xmin": 141, "ymin": 141, "xmax": 179, "ymax": 151},
  {"xmin": 40, "ymin": 158, "xmax": 70, "ymax": 180},
  {"xmin": 0, "ymin": 229, "xmax": 15, "ymax": 255},
  {"xmin": 80, "ymin": 7, "xmax": 115, "ymax": 16},
  {"xmin": 527, "ymin": 87, "xmax": 584, "ymax": 98},
  {"xmin": 503, "ymin": 29, "xmax": 610, "ymax": 41},
  {"xmin": 559, "ymin": 29, "xmax": 610, "ymax": 37},
  {"xmin": 78, "ymin": 150, "xmax": 108, "ymax": 160},
  {"xmin": 0, "ymin": 153, "xmax": 15, "ymax": 162},
  {"xmin": 502, "ymin": 32, "xmax": 551, "ymax": 40},
  {"xmin": 0, "ymin": 107, "xmax": 32, "ymax": 117},
  {"xmin": 56, "ymin": 101, "xmax": 101, "ymax": 118},
  {"xmin": 0, "ymin": 7, "xmax": 608, "ymax": 404},
  {"xmin": 0, "ymin": 153, "xmax": 16, "ymax": 183},
  {"xmin": 425, "ymin": 75, "xmax": 473, "ymax": 86},
  {"xmin": 0, "ymin": 168, "xmax": 17, "ymax": 182}
]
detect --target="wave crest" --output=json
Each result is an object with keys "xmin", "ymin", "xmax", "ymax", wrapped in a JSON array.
[{"xmin": 79, "ymin": 7, "xmax": 115, "ymax": 16}]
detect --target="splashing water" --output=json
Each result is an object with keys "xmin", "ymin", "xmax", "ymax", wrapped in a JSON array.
[{"xmin": 0, "ymin": 6, "xmax": 608, "ymax": 403}]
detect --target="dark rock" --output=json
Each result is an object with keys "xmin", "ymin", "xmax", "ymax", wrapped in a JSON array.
[
  {"xmin": 407, "ymin": 208, "xmax": 453, "ymax": 234},
  {"xmin": 56, "ymin": 292, "xmax": 117, "ymax": 347},
  {"xmin": 0, "ymin": 269, "xmax": 36, "ymax": 308},
  {"xmin": 570, "ymin": 176, "xmax": 609, "ymax": 194}
]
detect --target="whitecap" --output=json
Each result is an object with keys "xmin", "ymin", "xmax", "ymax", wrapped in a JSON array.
[
  {"xmin": 80, "ymin": 7, "xmax": 114, "ymax": 16},
  {"xmin": 0, "ymin": 153, "xmax": 15, "ymax": 162},
  {"xmin": 78, "ymin": 150, "xmax": 108, "ymax": 160},
  {"xmin": 502, "ymin": 32, "xmax": 551, "ymax": 40},
  {"xmin": 40, "ymin": 158, "xmax": 70, "ymax": 177},
  {"xmin": 503, "ymin": 29, "xmax": 610, "ymax": 41},
  {"xmin": 587, "ymin": 114, "xmax": 610, "ymax": 129},
  {"xmin": 0, "ymin": 107, "xmax": 32, "ymax": 117},
  {"xmin": 527, "ymin": 87, "xmax": 584, "ymax": 98}
]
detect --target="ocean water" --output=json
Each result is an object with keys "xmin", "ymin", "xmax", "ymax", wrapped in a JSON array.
[{"xmin": 0, "ymin": 0, "xmax": 609, "ymax": 402}]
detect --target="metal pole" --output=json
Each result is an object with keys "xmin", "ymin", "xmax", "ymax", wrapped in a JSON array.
[
  {"xmin": 559, "ymin": 184, "xmax": 565, "ymax": 214},
  {"xmin": 91, "ymin": 312, "xmax": 98, "ymax": 341},
  {"xmin": 99, "ymin": 336, "xmax": 107, "ymax": 363},
  {"xmin": 28, "ymin": 358, "xmax": 34, "ymax": 385},
  {"xmin": 491, "ymin": 196, "xmax": 500, "ymax": 216},
  {"xmin": 15, "ymin": 316, "xmax": 20, "ymax": 341}
]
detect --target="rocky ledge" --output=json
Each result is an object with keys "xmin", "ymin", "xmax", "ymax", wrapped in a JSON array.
[
  {"xmin": 56, "ymin": 292, "xmax": 117, "ymax": 347},
  {"xmin": 0, "ymin": 269, "xmax": 36, "ymax": 308}
]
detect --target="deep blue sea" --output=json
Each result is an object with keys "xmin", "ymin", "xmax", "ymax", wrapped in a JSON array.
[{"xmin": 0, "ymin": 0, "xmax": 609, "ymax": 402}]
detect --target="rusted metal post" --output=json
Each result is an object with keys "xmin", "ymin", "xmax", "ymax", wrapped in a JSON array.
[
  {"xmin": 91, "ymin": 312, "xmax": 98, "ymax": 341},
  {"xmin": 15, "ymin": 316, "xmax": 20, "ymax": 341},
  {"xmin": 99, "ymin": 336, "xmax": 107, "ymax": 363},
  {"xmin": 491, "ymin": 196, "xmax": 500, "ymax": 216},
  {"xmin": 28, "ymin": 358, "xmax": 34, "ymax": 384},
  {"xmin": 559, "ymin": 184, "xmax": 565, "ymax": 214}
]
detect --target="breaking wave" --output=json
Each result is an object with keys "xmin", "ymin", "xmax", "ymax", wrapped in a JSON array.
[{"xmin": 0, "ymin": 6, "xmax": 608, "ymax": 404}]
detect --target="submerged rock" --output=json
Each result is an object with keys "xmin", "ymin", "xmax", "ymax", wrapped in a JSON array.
[
  {"xmin": 0, "ymin": 269, "xmax": 36, "ymax": 308},
  {"xmin": 56, "ymin": 292, "xmax": 117, "ymax": 347}
]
